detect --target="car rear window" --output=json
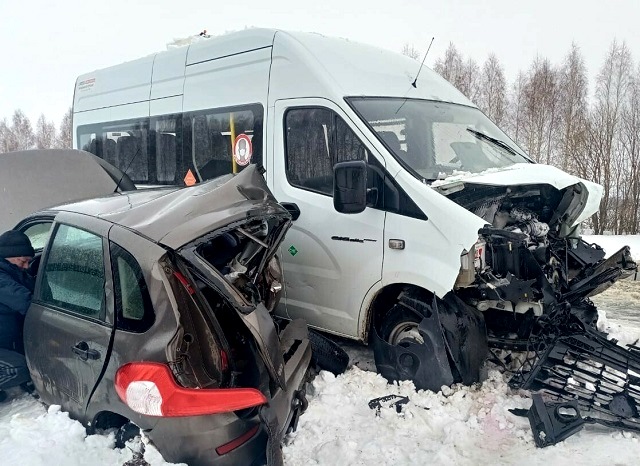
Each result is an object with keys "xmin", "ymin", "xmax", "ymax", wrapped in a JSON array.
[{"xmin": 110, "ymin": 242, "xmax": 154, "ymax": 332}]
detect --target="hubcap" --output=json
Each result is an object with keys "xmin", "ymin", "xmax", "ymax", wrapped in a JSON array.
[{"xmin": 387, "ymin": 321, "xmax": 424, "ymax": 346}]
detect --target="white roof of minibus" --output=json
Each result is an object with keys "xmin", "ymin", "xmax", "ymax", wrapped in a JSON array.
[
  {"xmin": 74, "ymin": 28, "xmax": 475, "ymax": 112},
  {"xmin": 272, "ymin": 30, "xmax": 476, "ymax": 106}
]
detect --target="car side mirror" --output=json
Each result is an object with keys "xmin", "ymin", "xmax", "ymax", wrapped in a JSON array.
[{"xmin": 333, "ymin": 160, "xmax": 367, "ymax": 214}]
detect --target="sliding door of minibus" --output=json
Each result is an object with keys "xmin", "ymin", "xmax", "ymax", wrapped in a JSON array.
[{"xmin": 271, "ymin": 98, "xmax": 384, "ymax": 339}]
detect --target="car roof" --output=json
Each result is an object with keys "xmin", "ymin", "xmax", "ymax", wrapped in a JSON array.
[{"xmin": 44, "ymin": 166, "xmax": 285, "ymax": 249}]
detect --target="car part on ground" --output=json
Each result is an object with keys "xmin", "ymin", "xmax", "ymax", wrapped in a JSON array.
[
  {"xmin": 372, "ymin": 290, "xmax": 488, "ymax": 392},
  {"xmin": 508, "ymin": 304, "xmax": 640, "ymax": 438},
  {"xmin": 514, "ymin": 389, "xmax": 640, "ymax": 448},
  {"xmin": 368, "ymin": 395, "xmax": 411, "ymax": 416},
  {"xmin": 524, "ymin": 394, "xmax": 587, "ymax": 448},
  {"xmin": 308, "ymin": 329, "xmax": 350, "ymax": 375}
]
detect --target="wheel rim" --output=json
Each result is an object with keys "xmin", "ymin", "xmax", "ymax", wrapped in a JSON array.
[{"xmin": 387, "ymin": 321, "xmax": 424, "ymax": 346}]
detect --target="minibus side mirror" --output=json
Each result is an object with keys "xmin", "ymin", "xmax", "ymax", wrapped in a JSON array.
[{"xmin": 333, "ymin": 160, "xmax": 367, "ymax": 214}]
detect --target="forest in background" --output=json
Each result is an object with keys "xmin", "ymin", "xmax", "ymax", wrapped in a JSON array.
[
  {"xmin": 403, "ymin": 40, "xmax": 640, "ymax": 235},
  {"xmin": 2, "ymin": 39, "xmax": 639, "ymax": 234},
  {"xmin": 0, "ymin": 108, "xmax": 72, "ymax": 153}
]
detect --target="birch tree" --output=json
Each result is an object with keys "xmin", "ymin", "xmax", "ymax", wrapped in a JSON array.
[
  {"xmin": 10, "ymin": 110, "xmax": 35, "ymax": 151},
  {"xmin": 56, "ymin": 107, "xmax": 73, "ymax": 149},
  {"xmin": 589, "ymin": 40, "xmax": 632, "ymax": 233},
  {"xmin": 478, "ymin": 53, "xmax": 507, "ymax": 125},
  {"xmin": 35, "ymin": 114, "xmax": 57, "ymax": 149}
]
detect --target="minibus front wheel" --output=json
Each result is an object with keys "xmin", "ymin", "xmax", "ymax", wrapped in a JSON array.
[{"xmin": 371, "ymin": 290, "xmax": 488, "ymax": 392}]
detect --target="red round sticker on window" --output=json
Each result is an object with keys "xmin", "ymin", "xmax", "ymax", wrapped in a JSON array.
[{"xmin": 233, "ymin": 134, "xmax": 253, "ymax": 166}]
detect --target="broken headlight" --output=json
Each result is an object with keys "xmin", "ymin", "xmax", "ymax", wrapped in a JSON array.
[{"xmin": 455, "ymin": 239, "xmax": 486, "ymax": 288}]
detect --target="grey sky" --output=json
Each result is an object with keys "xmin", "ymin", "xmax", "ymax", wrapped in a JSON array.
[{"xmin": 2, "ymin": 0, "xmax": 639, "ymax": 124}]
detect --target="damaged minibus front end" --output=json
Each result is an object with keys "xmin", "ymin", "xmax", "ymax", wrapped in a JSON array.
[
  {"xmin": 439, "ymin": 164, "xmax": 637, "ymax": 349},
  {"xmin": 373, "ymin": 162, "xmax": 638, "ymax": 412},
  {"xmin": 436, "ymin": 163, "xmax": 640, "ymax": 440}
]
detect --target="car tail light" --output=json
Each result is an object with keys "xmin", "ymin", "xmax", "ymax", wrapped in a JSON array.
[
  {"xmin": 115, "ymin": 362, "xmax": 267, "ymax": 417},
  {"xmin": 215, "ymin": 424, "xmax": 261, "ymax": 456}
]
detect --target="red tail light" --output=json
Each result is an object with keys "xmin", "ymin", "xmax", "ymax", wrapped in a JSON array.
[{"xmin": 115, "ymin": 362, "xmax": 267, "ymax": 417}]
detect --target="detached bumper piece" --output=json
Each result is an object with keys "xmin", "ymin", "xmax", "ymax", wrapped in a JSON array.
[
  {"xmin": 511, "ymin": 312, "xmax": 640, "ymax": 444},
  {"xmin": 527, "ymin": 394, "xmax": 586, "ymax": 447}
]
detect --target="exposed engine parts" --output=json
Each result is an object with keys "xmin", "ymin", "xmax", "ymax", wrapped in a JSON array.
[
  {"xmin": 447, "ymin": 183, "xmax": 637, "ymax": 347},
  {"xmin": 440, "ymin": 181, "xmax": 640, "ymax": 446}
]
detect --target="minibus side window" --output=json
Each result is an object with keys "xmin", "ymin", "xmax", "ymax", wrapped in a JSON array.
[
  {"xmin": 284, "ymin": 108, "xmax": 370, "ymax": 196},
  {"xmin": 152, "ymin": 115, "xmax": 181, "ymax": 184},
  {"xmin": 77, "ymin": 120, "xmax": 150, "ymax": 184},
  {"xmin": 185, "ymin": 104, "xmax": 264, "ymax": 183}
]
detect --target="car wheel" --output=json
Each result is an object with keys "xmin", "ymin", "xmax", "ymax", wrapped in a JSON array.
[
  {"xmin": 375, "ymin": 295, "xmax": 459, "ymax": 389},
  {"xmin": 374, "ymin": 292, "xmax": 488, "ymax": 391},
  {"xmin": 380, "ymin": 308, "xmax": 425, "ymax": 347},
  {"xmin": 308, "ymin": 329, "xmax": 350, "ymax": 375}
]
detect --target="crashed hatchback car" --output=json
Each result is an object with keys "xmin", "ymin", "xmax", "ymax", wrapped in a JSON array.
[{"xmin": 5, "ymin": 150, "xmax": 311, "ymax": 466}]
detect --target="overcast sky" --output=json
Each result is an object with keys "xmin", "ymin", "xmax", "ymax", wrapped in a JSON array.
[{"xmin": 2, "ymin": 0, "xmax": 639, "ymax": 125}]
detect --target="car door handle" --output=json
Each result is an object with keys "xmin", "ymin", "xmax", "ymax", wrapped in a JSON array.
[
  {"xmin": 281, "ymin": 202, "xmax": 301, "ymax": 221},
  {"xmin": 72, "ymin": 342, "xmax": 101, "ymax": 361}
]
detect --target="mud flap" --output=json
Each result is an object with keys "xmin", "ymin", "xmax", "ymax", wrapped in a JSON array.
[
  {"xmin": 372, "ymin": 310, "xmax": 455, "ymax": 391},
  {"xmin": 372, "ymin": 293, "xmax": 488, "ymax": 392},
  {"xmin": 438, "ymin": 294, "xmax": 489, "ymax": 386}
]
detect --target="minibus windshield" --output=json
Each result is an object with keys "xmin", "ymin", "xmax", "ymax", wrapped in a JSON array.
[{"xmin": 348, "ymin": 98, "xmax": 531, "ymax": 182}]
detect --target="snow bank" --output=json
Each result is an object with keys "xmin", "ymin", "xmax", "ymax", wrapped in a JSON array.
[
  {"xmin": 0, "ymin": 395, "xmax": 182, "ymax": 466},
  {"xmin": 284, "ymin": 367, "xmax": 640, "ymax": 466}
]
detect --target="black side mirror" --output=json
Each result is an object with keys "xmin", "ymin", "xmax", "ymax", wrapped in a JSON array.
[{"xmin": 333, "ymin": 160, "xmax": 367, "ymax": 214}]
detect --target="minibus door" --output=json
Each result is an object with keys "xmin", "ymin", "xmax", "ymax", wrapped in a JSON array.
[{"xmin": 271, "ymin": 99, "xmax": 385, "ymax": 338}]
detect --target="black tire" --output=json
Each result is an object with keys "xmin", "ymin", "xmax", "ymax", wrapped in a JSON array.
[
  {"xmin": 115, "ymin": 422, "xmax": 141, "ymax": 449},
  {"xmin": 308, "ymin": 329, "xmax": 350, "ymax": 375}
]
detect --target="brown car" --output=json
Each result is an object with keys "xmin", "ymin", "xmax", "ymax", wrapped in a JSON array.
[{"xmin": 6, "ymin": 150, "xmax": 312, "ymax": 465}]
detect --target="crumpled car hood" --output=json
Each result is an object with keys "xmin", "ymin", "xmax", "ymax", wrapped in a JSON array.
[{"xmin": 433, "ymin": 163, "xmax": 603, "ymax": 228}]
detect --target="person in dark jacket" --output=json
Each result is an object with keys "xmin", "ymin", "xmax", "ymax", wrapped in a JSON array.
[{"xmin": 0, "ymin": 230, "xmax": 35, "ymax": 398}]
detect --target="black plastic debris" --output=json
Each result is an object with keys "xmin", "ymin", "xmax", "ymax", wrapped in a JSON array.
[
  {"xmin": 368, "ymin": 394, "xmax": 410, "ymax": 415},
  {"xmin": 510, "ymin": 309, "xmax": 640, "ymax": 433},
  {"xmin": 372, "ymin": 292, "xmax": 487, "ymax": 392},
  {"xmin": 527, "ymin": 394, "xmax": 586, "ymax": 447},
  {"xmin": 507, "ymin": 304, "xmax": 640, "ymax": 445},
  {"xmin": 308, "ymin": 329, "xmax": 350, "ymax": 375}
]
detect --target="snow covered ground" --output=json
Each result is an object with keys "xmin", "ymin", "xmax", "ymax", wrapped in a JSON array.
[{"xmin": 1, "ymin": 235, "xmax": 640, "ymax": 465}]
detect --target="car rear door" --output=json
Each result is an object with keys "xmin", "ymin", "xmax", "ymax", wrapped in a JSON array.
[{"xmin": 24, "ymin": 212, "xmax": 115, "ymax": 419}]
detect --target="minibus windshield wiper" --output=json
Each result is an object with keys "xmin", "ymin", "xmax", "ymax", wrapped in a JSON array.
[{"xmin": 466, "ymin": 128, "xmax": 520, "ymax": 157}]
